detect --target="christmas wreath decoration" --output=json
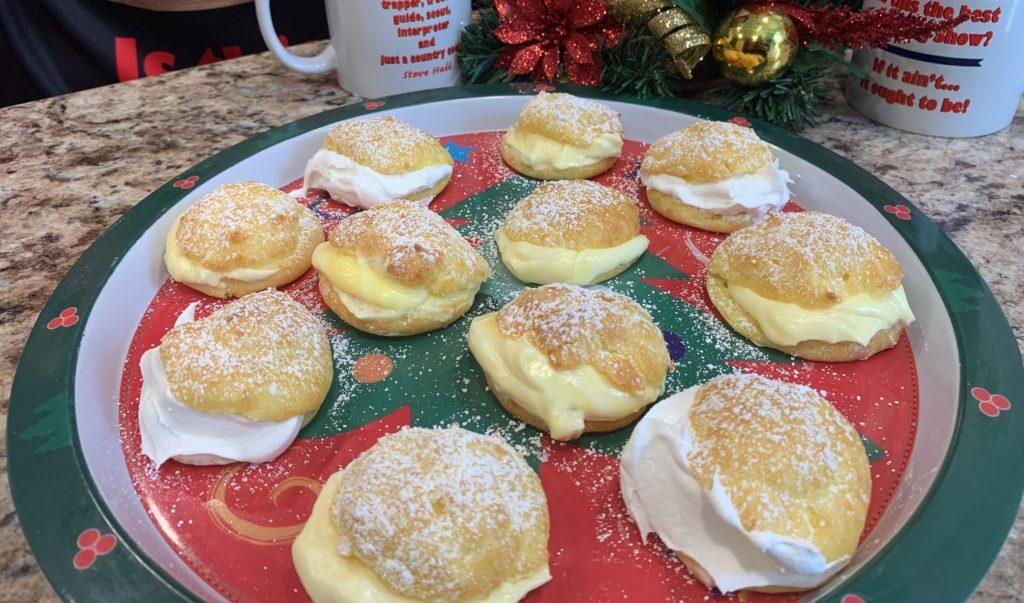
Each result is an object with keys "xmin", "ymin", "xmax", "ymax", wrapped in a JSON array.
[{"xmin": 461, "ymin": 0, "xmax": 968, "ymax": 130}]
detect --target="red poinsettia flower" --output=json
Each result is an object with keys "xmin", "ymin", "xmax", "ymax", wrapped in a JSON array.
[{"xmin": 494, "ymin": 0, "xmax": 622, "ymax": 86}]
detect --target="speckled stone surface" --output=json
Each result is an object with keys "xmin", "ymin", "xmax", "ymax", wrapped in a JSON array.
[{"xmin": 1, "ymin": 42, "xmax": 1021, "ymax": 602}]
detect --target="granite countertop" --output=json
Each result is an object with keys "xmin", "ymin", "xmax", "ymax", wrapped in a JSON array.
[{"xmin": 1, "ymin": 42, "xmax": 1021, "ymax": 602}]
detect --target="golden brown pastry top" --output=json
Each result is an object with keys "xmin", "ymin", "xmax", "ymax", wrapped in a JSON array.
[
  {"xmin": 174, "ymin": 181, "xmax": 322, "ymax": 271},
  {"xmin": 641, "ymin": 120, "xmax": 774, "ymax": 184},
  {"xmin": 497, "ymin": 284, "xmax": 671, "ymax": 394},
  {"xmin": 159, "ymin": 289, "xmax": 332, "ymax": 422},
  {"xmin": 326, "ymin": 199, "xmax": 490, "ymax": 296},
  {"xmin": 500, "ymin": 180, "xmax": 640, "ymax": 250},
  {"xmin": 511, "ymin": 92, "xmax": 623, "ymax": 146},
  {"xmin": 687, "ymin": 373, "xmax": 871, "ymax": 564},
  {"xmin": 321, "ymin": 116, "xmax": 452, "ymax": 174},
  {"xmin": 332, "ymin": 427, "xmax": 549, "ymax": 602},
  {"xmin": 708, "ymin": 211, "xmax": 904, "ymax": 309}
]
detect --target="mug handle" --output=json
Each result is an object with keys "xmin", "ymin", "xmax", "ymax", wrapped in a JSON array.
[{"xmin": 255, "ymin": 0, "xmax": 336, "ymax": 74}]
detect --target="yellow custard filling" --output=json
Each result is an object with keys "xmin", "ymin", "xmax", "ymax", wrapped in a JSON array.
[
  {"xmin": 467, "ymin": 313, "xmax": 662, "ymax": 441},
  {"xmin": 496, "ymin": 229, "xmax": 648, "ymax": 285},
  {"xmin": 503, "ymin": 127, "xmax": 622, "ymax": 171},
  {"xmin": 312, "ymin": 243, "xmax": 478, "ymax": 320},
  {"xmin": 164, "ymin": 219, "xmax": 281, "ymax": 289},
  {"xmin": 312, "ymin": 243, "xmax": 427, "ymax": 313},
  {"xmin": 728, "ymin": 283, "xmax": 915, "ymax": 347},
  {"xmin": 292, "ymin": 472, "xmax": 552, "ymax": 603}
]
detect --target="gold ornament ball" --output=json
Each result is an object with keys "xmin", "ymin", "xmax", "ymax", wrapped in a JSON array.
[{"xmin": 712, "ymin": 6, "xmax": 798, "ymax": 85}]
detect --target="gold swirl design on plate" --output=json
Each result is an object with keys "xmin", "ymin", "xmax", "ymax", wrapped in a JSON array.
[{"xmin": 207, "ymin": 464, "xmax": 323, "ymax": 545}]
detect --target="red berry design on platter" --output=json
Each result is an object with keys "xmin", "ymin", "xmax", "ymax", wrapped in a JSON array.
[
  {"xmin": 464, "ymin": 235, "xmax": 482, "ymax": 248},
  {"xmin": 73, "ymin": 528, "xmax": 116, "ymax": 570},
  {"xmin": 727, "ymin": 116, "xmax": 752, "ymax": 127},
  {"xmin": 73, "ymin": 549, "xmax": 96, "ymax": 570},
  {"xmin": 841, "ymin": 595, "xmax": 866, "ymax": 603},
  {"xmin": 534, "ymin": 84, "xmax": 556, "ymax": 92},
  {"xmin": 972, "ymin": 386, "xmax": 1012, "ymax": 417},
  {"xmin": 77, "ymin": 528, "xmax": 100, "ymax": 549},
  {"xmin": 883, "ymin": 204, "xmax": 912, "ymax": 221},
  {"xmin": 46, "ymin": 307, "xmax": 80, "ymax": 330},
  {"xmin": 94, "ymin": 534, "xmax": 117, "ymax": 554},
  {"xmin": 363, "ymin": 101, "xmax": 385, "ymax": 110},
  {"xmin": 173, "ymin": 175, "xmax": 199, "ymax": 189}
]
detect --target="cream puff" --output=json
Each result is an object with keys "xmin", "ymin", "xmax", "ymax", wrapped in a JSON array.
[
  {"xmin": 620, "ymin": 373, "xmax": 871, "ymax": 593},
  {"xmin": 312, "ymin": 199, "xmax": 490, "ymax": 336},
  {"xmin": 164, "ymin": 181, "xmax": 324, "ymax": 298},
  {"xmin": 706, "ymin": 211, "xmax": 915, "ymax": 362},
  {"xmin": 501, "ymin": 92, "xmax": 624, "ymax": 180},
  {"xmin": 467, "ymin": 284, "xmax": 671, "ymax": 441},
  {"xmin": 302, "ymin": 116, "xmax": 453, "ymax": 209},
  {"xmin": 293, "ymin": 427, "xmax": 550, "ymax": 602},
  {"xmin": 138, "ymin": 289, "xmax": 332, "ymax": 466},
  {"xmin": 496, "ymin": 180, "xmax": 648, "ymax": 285},
  {"xmin": 639, "ymin": 120, "xmax": 791, "ymax": 233}
]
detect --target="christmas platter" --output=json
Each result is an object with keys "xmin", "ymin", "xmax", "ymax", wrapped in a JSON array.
[{"xmin": 7, "ymin": 84, "xmax": 1023, "ymax": 603}]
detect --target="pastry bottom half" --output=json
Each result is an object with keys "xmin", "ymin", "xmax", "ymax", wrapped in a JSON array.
[
  {"xmin": 318, "ymin": 276, "xmax": 473, "ymax": 337},
  {"xmin": 484, "ymin": 373, "xmax": 645, "ymax": 440},
  {"xmin": 183, "ymin": 263, "xmax": 312, "ymax": 299},
  {"xmin": 500, "ymin": 140, "xmax": 618, "ymax": 181},
  {"xmin": 706, "ymin": 274, "xmax": 903, "ymax": 362},
  {"xmin": 646, "ymin": 188, "xmax": 769, "ymax": 234},
  {"xmin": 167, "ymin": 217, "xmax": 322, "ymax": 299}
]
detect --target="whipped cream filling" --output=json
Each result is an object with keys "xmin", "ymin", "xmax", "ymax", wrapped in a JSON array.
[
  {"xmin": 302, "ymin": 149, "xmax": 451, "ymax": 209},
  {"xmin": 496, "ymin": 228, "xmax": 648, "ymax": 285},
  {"xmin": 728, "ymin": 283, "xmax": 915, "ymax": 347},
  {"xmin": 165, "ymin": 219, "xmax": 281, "ymax": 290},
  {"xmin": 641, "ymin": 160, "xmax": 791, "ymax": 219},
  {"xmin": 620, "ymin": 386, "xmax": 847, "ymax": 593},
  {"xmin": 503, "ymin": 127, "xmax": 622, "ymax": 171},
  {"xmin": 138, "ymin": 303, "xmax": 304, "ymax": 467},
  {"xmin": 293, "ymin": 472, "xmax": 552, "ymax": 603},
  {"xmin": 467, "ymin": 313, "xmax": 661, "ymax": 441}
]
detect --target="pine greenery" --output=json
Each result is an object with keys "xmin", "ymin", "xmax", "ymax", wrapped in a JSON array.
[
  {"xmin": 712, "ymin": 47, "xmax": 865, "ymax": 129},
  {"xmin": 456, "ymin": 2, "xmax": 869, "ymax": 130},
  {"xmin": 601, "ymin": 28, "xmax": 687, "ymax": 99},
  {"xmin": 459, "ymin": 9, "xmax": 518, "ymax": 85}
]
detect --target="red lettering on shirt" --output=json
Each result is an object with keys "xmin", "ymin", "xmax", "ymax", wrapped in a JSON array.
[
  {"xmin": 143, "ymin": 51, "xmax": 175, "ymax": 76},
  {"xmin": 115, "ymin": 37, "xmax": 139, "ymax": 81},
  {"xmin": 113, "ymin": 35, "xmax": 284, "ymax": 81}
]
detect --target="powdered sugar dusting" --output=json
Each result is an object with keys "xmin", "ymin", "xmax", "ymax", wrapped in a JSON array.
[
  {"xmin": 332, "ymin": 427, "xmax": 547, "ymax": 601},
  {"xmin": 641, "ymin": 120, "xmax": 773, "ymax": 183},
  {"xmin": 515, "ymin": 92, "xmax": 623, "ymax": 146},
  {"xmin": 501, "ymin": 179, "xmax": 638, "ymax": 249},
  {"xmin": 159, "ymin": 289, "xmax": 331, "ymax": 420},
  {"xmin": 322, "ymin": 116, "xmax": 450, "ymax": 173},
  {"xmin": 329, "ymin": 199, "xmax": 488, "ymax": 290},
  {"xmin": 710, "ymin": 211, "xmax": 898, "ymax": 303},
  {"xmin": 498, "ymin": 284, "xmax": 671, "ymax": 392},
  {"xmin": 175, "ymin": 181, "xmax": 312, "ymax": 262},
  {"xmin": 689, "ymin": 373, "xmax": 870, "ymax": 537}
]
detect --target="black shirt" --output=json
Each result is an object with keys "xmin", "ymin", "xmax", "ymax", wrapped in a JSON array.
[{"xmin": 0, "ymin": 0, "xmax": 328, "ymax": 107}]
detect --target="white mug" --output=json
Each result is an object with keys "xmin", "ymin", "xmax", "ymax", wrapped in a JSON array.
[
  {"xmin": 256, "ymin": 0, "xmax": 470, "ymax": 99},
  {"xmin": 845, "ymin": 0, "xmax": 1023, "ymax": 137}
]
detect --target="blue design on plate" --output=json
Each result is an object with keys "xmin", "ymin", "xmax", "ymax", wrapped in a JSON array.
[
  {"xmin": 662, "ymin": 330, "xmax": 687, "ymax": 361},
  {"xmin": 445, "ymin": 141, "xmax": 476, "ymax": 163}
]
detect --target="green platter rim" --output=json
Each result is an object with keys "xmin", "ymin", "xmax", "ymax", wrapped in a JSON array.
[{"xmin": 7, "ymin": 83, "xmax": 1023, "ymax": 603}]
